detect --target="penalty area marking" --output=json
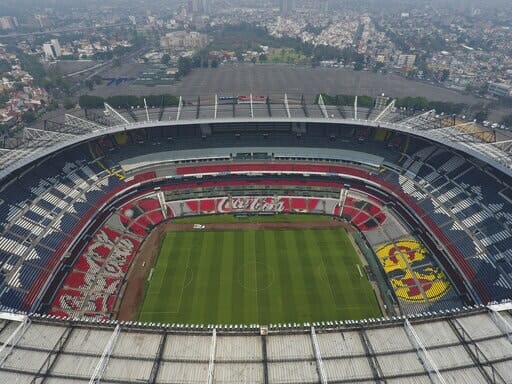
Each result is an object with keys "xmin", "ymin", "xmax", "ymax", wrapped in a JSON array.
[{"xmin": 144, "ymin": 254, "xmax": 192, "ymax": 315}]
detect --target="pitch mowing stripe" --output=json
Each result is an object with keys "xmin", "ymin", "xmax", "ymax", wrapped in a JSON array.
[
  {"xmin": 296, "ymin": 230, "xmax": 333, "ymax": 321},
  {"xmin": 217, "ymin": 231, "xmax": 235, "ymax": 323},
  {"xmin": 255, "ymin": 230, "xmax": 270, "ymax": 323},
  {"xmin": 140, "ymin": 232, "xmax": 173, "ymax": 319},
  {"xmin": 321, "ymin": 229, "xmax": 367, "ymax": 318},
  {"xmin": 191, "ymin": 232, "xmax": 216, "ymax": 323},
  {"xmin": 272, "ymin": 230, "xmax": 297, "ymax": 323},
  {"xmin": 177, "ymin": 232, "xmax": 206, "ymax": 323},
  {"xmin": 264, "ymin": 230, "xmax": 285, "ymax": 323},
  {"xmin": 180, "ymin": 232, "xmax": 205, "ymax": 323},
  {"xmin": 160, "ymin": 232, "xmax": 190, "ymax": 318},
  {"xmin": 315, "ymin": 229, "xmax": 353, "ymax": 311},
  {"xmin": 140, "ymin": 232, "xmax": 183, "ymax": 320},
  {"xmin": 242, "ymin": 231, "xmax": 258, "ymax": 322},
  {"xmin": 281, "ymin": 230, "xmax": 317, "ymax": 322},
  {"xmin": 320, "ymin": 229, "xmax": 380, "ymax": 319},
  {"xmin": 204, "ymin": 231, "xmax": 225, "ymax": 323},
  {"xmin": 230, "ymin": 231, "xmax": 245, "ymax": 324}
]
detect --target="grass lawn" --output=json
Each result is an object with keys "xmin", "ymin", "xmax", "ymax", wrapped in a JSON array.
[
  {"xmin": 267, "ymin": 48, "xmax": 308, "ymax": 64},
  {"xmin": 138, "ymin": 227, "xmax": 381, "ymax": 324}
]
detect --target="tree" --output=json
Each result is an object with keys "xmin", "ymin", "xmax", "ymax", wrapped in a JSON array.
[
  {"xmin": 22, "ymin": 110, "xmax": 37, "ymax": 124},
  {"xmin": 474, "ymin": 110, "xmax": 489, "ymax": 123},
  {"xmin": 46, "ymin": 100, "xmax": 59, "ymax": 111},
  {"xmin": 85, "ymin": 79, "xmax": 94, "ymax": 91},
  {"xmin": 358, "ymin": 96, "xmax": 374, "ymax": 108},
  {"xmin": 441, "ymin": 69, "xmax": 450, "ymax": 82},
  {"xmin": 106, "ymin": 95, "xmax": 139, "ymax": 108},
  {"xmin": 0, "ymin": 91, "xmax": 9, "ymax": 108},
  {"xmin": 353, "ymin": 54, "xmax": 365, "ymax": 71},
  {"xmin": 79, "ymin": 95, "xmax": 105, "ymax": 109},
  {"xmin": 0, "ymin": 59, "xmax": 10, "ymax": 73},
  {"xmin": 354, "ymin": 61, "xmax": 364, "ymax": 71},
  {"xmin": 177, "ymin": 56, "xmax": 193, "ymax": 77},
  {"xmin": 373, "ymin": 62, "xmax": 385, "ymax": 72},
  {"xmin": 92, "ymin": 75, "xmax": 103, "ymax": 85},
  {"xmin": 63, "ymin": 99, "xmax": 76, "ymax": 110},
  {"xmin": 501, "ymin": 114, "xmax": 512, "ymax": 127},
  {"xmin": 161, "ymin": 53, "xmax": 171, "ymax": 65},
  {"xmin": 235, "ymin": 49, "xmax": 244, "ymax": 62}
]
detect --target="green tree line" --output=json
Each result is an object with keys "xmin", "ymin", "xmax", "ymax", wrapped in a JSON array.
[{"xmin": 319, "ymin": 93, "xmax": 466, "ymax": 114}]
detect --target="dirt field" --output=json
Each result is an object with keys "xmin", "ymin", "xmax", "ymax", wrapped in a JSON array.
[{"xmin": 115, "ymin": 219, "xmax": 352, "ymax": 321}]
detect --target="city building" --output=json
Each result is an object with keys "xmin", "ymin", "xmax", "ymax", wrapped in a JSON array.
[
  {"xmin": 188, "ymin": 0, "xmax": 209, "ymax": 15},
  {"xmin": 397, "ymin": 54, "xmax": 416, "ymax": 68},
  {"xmin": 488, "ymin": 82, "xmax": 512, "ymax": 98},
  {"xmin": 43, "ymin": 39, "xmax": 62, "ymax": 60},
  {"xmin": 0, "ymin": 16, "xmax": 18, "ymax": 30},
  {"xmin": 279, "ymin": 0, "xmax": 295, "ymax": 16},
  {"xmin": 160, "ymin": 31, "xmax": 208, "ymax": 50}
]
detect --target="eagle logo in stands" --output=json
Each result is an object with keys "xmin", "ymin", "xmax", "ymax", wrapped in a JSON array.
[{"xmin": 376, "ymin": 239, "xmax": 450, "ymax": 301}]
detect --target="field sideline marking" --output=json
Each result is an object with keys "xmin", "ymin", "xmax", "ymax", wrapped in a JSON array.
[{"xmin": 146, "ymin": 234, "xmax": 192, "ymax": 315}]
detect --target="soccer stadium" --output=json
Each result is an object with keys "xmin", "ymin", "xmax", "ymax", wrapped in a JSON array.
[{"xmin": 0, "ymin": 94, "xmax": 511, "ymax": 383}]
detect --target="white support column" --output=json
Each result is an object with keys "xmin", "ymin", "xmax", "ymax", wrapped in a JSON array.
[
  {"xmin": 214, "ymin": 94, "xmax": 218, "ymax": 120},
  {"xmin": 176, "ymin": 96, "xmax": 183, "ymax": 121},
  {"xmin": 0, "ymin": 315, "xmax": 30, "ymax": 367},
  {"xmin": 284, "ymin": 93, "xmax": 291, "ymax": 118},
  {"xmin": 157, "ymin": 191, "xmax": 168, "ymax": 218},
  {"xmin": 250, "ymin": 93, "xmax": 254, "ymax": 119},
  {"xmin": 103, "ymin": 103, "xmax": 129, "ymax": 125},
  {"xmin": 404, "ymin": 319, "xmax": 447, "ymax": 384},
  {"xmin": 144, "ymin": 98, "xmax": 150, "ymax": 122},
  {"xmin": 89, "ymin": 324, "xmax": 120, "ymax": 384},
  {"xmin": 489, "ymin": 307, "xmax": 512, "ymax": 343},
  {"xmin": 402, "ymin": 109, "xmax": 436, "ymax": 126},
  {"xmin": 318, "ymin": 94, "xmax": 328, "ymax": 119},
  {"xmin": 441, "ymin": 120, "xmax": 476, "ymax": 130},
  {"xmin": 354, "ymin": 96, "xmax": 358, "ymax": 120},
  {"xmin": 24, "ymin": 127, "xmax": 77, "ymax": 141},
  {"xmin": 474, "ymin": 139, "xmax": 512, "ymax": 148},
  {"xmin": 311, "ymin": 327, "xmax": 328, "ymax": 384},
  {"xmin": 374, "ymin": 99, "xmax": 396, "ymax": 122},
  {"xmin": 339, "ymin": 188, "xmax": 348, "ymax": 215},
  {"xmin": 207, "ymin": 328, "xmax": 217, "ymax": 384}
]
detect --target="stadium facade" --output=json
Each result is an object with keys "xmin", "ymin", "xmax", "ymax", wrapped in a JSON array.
[{"xmin": 0, "ymin": 95, "xmax": 511, "ymax": 382}]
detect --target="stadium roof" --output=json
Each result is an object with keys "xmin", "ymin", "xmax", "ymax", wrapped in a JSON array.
[
  {"xmin": 0, "ymin": 305, "xmax": 510, "ymax": 383},
  {"xmin": 1, "ymin": 94, "xmax": 511, "ymax": 181}
]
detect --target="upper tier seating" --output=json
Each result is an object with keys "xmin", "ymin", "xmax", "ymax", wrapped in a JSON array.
[{"xmin": 0, "ymin": 127, "xmax": 510, "ymax": 314}]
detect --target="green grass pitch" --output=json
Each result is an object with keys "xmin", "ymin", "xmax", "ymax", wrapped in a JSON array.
[{"xmin": 138, "ymin": 227, "xmax": 381, "ymax": 324}]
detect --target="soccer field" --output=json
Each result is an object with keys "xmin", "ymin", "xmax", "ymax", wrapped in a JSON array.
[{"xmin": 138, "ymin": 227, "xmax": 381, "ymax": 324}]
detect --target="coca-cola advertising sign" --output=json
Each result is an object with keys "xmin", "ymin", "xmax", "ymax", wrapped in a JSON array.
[{"xmin": 217, "ymin": 196, "xmax": 286, "ymax": 213}]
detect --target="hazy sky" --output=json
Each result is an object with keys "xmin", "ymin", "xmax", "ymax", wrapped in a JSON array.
[{"xmin": 2, "ymin": 0, "xmax": 512, "ymax": 14}]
